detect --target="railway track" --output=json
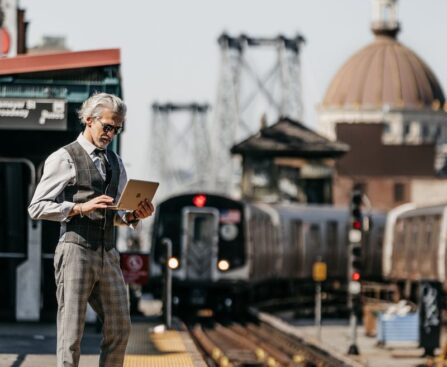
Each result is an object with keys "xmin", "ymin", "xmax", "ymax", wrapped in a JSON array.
[{"xmin": 190, "ymin": 319, "xmax": 362, "ymax": 367}]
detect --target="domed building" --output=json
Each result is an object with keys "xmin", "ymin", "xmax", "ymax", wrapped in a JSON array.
[{"xmin": 318, "ymin": 0, "xmax": 447, "ymax": 210}]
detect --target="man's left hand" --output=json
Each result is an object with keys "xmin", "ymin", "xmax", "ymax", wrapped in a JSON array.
[{"xmin": 133, "ymin": 199, "xmax": 155, "ymax": 220}]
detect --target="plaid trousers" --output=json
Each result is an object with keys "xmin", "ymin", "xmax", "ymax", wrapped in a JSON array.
[{"xmin": 54, "ymin": 243, "xmax": 131, "ymax": 367}]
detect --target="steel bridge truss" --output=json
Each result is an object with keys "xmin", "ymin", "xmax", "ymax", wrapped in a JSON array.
[
  {"xmin": 212, "ymin": 33, "xmax": 305, "ymax": 194},
  {"xmin": 150, "ymin": 102, "xmax": 211, "ymax": 199}
]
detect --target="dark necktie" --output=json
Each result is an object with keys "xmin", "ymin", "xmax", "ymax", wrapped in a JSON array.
[{"xmin": 95, "ymin": 149, "xmax": 112, "ymax": 185}]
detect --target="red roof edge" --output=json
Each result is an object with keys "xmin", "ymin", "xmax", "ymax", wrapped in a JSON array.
[{"xmin": 0, "ymin": 48, "xmax": 121, "ymax": 76}]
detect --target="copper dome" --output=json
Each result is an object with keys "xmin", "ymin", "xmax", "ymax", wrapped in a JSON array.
[{"xmin": 322, "ymin": 36, "xmax": 445, "ymax": 110}]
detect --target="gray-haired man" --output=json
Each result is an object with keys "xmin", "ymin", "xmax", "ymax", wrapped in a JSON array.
[{"xmin": 28, "ymin": 93, "xmax": 154, "ymax": 367}]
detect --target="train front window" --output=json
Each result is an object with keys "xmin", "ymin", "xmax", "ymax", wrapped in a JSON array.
[
  {"xmin": 184, "ymin": 210, "xmax": 219, "ymax": 280},
  {"xmin": 218, "ymin": 208, "xmax": 245, "ymax": 269},
  {"xmin": 193, "ymin": 216, "xmax": 214, "ymax": 243}
]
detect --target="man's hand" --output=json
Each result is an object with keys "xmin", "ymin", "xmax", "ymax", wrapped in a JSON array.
[
  {"xmin": 130, "ymin": 199, "xmax": 155, "ymax": 221},
  {"xmin": 82, "ymin": 195, "xmax": 115, "ymax": 213},
  {"xmin": 71, "ymin": 195, "xmax": 114, "ymax": 217}
]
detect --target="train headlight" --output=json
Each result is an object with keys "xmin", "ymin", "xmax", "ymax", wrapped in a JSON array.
[
  {"xmin": 168, "ymin": 257, "xmax": 179, "ymax": 269},
  {"xmin": 217, "ymin": 259, "xmax": 230, "ymax": 271}
]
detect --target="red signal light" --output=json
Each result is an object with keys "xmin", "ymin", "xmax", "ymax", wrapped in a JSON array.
[
  {"xmin": 193, "ymin": 194, "xmax": 207, "ymax": 207},
  {"xmin": 352, "ymin": 272, "xmax": 361, "ymax": 281},
  {"xmin": 352, "ymin": 220, "xmax": 362, "ymax": 230}
]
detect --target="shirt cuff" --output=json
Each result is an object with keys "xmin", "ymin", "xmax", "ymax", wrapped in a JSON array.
[
  {"xmin": 61, "ymin": 202, "xmax": 76, "ymax": 222},
  {"xmin": 116, "ymin": 210, "xmax": 140, "ymax": 228}
]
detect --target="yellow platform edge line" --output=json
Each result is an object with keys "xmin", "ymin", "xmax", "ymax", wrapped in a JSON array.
[
  {"xmin": 124, "ymin": 353, "xmax": 195, "ymax": 367},
  {"xmin": 148, "ymin": 330, "xmax": 188, "ymax": 353}
]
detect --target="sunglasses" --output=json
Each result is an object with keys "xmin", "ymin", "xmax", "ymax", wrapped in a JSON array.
[{"xmin": 95, "ymin": 119, "xmax": 123, "ymax": 135}]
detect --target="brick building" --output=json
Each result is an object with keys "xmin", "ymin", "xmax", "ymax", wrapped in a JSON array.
[{"xmin": 318, "ymin": 0, "xmax": 447, "ymax": 210}]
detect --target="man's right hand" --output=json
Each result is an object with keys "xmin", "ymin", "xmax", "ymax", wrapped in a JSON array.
[{"xmin": 71, "ymin": 195, "xmax": 114, "ymax": 217}]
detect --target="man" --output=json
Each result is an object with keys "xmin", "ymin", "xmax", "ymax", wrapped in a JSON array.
[{"xmin": 28, "ymin": 93, "xmax": 154, "ymax": 367}]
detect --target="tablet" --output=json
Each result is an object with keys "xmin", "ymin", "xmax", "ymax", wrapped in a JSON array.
[{"xmin": 107, "ymin": 179, "xmax": 159, "ymax": 211}]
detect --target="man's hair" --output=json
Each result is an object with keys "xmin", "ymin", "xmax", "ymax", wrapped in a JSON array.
[{"xmin": 78, "ymin": 93, "xmax": 127, "ymax": 124}]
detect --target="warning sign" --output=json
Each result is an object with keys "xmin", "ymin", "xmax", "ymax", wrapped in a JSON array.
[{"xmin": 120, "ymin": 253, "xmax": 149, "ymax": 285}]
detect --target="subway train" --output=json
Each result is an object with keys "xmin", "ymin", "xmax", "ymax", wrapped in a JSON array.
[
  {"xmin": 383, "ymin": 202, "xmax": 447, "ymax": 298},
  {"xmin": 148, "ymin": 192, "xmax": 386, "ymax": 315}
]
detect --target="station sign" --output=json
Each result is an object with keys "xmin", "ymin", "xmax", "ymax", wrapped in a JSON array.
[
  {"xmin": 312, "ymin": 261, "xmax": 327, "ymax": 282},
  {"xmin": 0, "ymin": 98, "xmax": 67, "ymax": 130},
  {"xmin": 120, "ymin": 252, "xmax": 149, "ymax": 285}
]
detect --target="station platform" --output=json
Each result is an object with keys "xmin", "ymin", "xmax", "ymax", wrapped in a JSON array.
[
  {"xmin": 0, "ymin": 316, "xmax": 206, "ymax": 367},
  {"xmin": 260, "ymin": 311, "xmax": 441, "ymax": 367},
  {"xmin": 124, "ymin": 321, "xmax": 206, "ymax": 367}
]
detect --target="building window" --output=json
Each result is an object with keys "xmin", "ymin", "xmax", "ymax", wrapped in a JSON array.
[
  {"xmin": 403, "ymin": 124, "xmax": 410, "ymax": 136},
  {"xmin": 394, "ymin": 182, "xmax": 405, "ymax": 202}
]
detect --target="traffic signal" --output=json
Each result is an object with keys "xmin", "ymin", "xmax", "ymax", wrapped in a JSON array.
[
  {"xmin": 348, "ymin": 190, "xmax": 363, "ymax": 297},
  {"xmin": 349, "ymin": 244, "xmax": 362, "ymax": 282},
  {"xmin": 350, "ymin": 190, "xmax": 363, "ymax": 231}
]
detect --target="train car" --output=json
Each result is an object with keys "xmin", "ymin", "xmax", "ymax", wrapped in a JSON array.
[
  {"xmin": 149, "ymin": 192, "xmax": 386, "ymax": 315},
  {"xmin": 383, "ymin": 202, "xmax": 447, "ymax": 295},
  {"xmin": 272, "ymin": 203, "xmax": 385, "ymax": 282},
  {"xmin": 150, "ymin": 193, "xmax": 265, "ymax": 314}
]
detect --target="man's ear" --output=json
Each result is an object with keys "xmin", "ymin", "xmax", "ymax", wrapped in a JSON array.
[{"xmin": 85, "ymin": 117, "xmax": 93, "ymax": 127}]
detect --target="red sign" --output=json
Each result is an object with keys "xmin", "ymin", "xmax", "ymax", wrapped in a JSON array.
[
  {"xmin": 0, "ymin": 28, "xmax": 10, "ymax": 54},
  {"xmin": 119, "ymin": 253, "xmax": 149, "ymax": 285}
]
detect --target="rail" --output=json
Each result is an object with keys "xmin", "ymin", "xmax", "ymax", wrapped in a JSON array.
[
  {"xmin": 190, "ymin": 318, "xmax": 362, "ymax": 367},
  {"xmin": 256, "ymin": 311, "xmax": 365, "ymax": 367}
]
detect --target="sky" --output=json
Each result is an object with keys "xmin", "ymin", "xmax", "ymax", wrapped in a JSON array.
[{"xmin": 18, "ymin": 0, "xmax": 447, "ymax": 180}]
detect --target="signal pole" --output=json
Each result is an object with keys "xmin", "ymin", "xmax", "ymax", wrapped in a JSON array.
[
  {"xmin": 313, "ymin": 259, "xmax": 327, "ymax": 341},
  {"xmin": 347, "ymin": 190, "xmax": 363, "ymax": 355}
]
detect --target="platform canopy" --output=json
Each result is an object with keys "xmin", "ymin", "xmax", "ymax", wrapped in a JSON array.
[
  {"xmin": 231, "ymin": 117, "xmax": 349, "ymax": 159},
  {"xmin": 0, "ymin": 48, "xmax": 123, "ymax": 156},
  {"xmin": 0, "ymin": 48, "xmax": 120, "ymax": 75}
]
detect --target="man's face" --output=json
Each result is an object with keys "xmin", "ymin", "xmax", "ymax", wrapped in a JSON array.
[{"xmin": 85, "ymin": 109, "xmax": 123, "ymax": 149}]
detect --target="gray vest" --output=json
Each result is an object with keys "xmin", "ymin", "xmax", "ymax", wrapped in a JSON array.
[{"xmin": 62, "ymin": 141, "xmax": 120, "ymax": 250}]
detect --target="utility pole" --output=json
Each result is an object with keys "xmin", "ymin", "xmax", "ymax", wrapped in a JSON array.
[
  {"xmin": 313, "ymin": 258, "xmax": 327, "ymax": 341},
  {"xmin": 162, "ymin": 238, "xmax": 172, "ymax": 329}
]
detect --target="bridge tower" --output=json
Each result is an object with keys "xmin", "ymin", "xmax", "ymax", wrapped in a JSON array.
[
  {"xmin": 150, "ymin": 102, "xmax": 211, "ymax": 199},
  {"xmin": 212, "ymin": 33, "xmax": 306, "ymax": 194}
]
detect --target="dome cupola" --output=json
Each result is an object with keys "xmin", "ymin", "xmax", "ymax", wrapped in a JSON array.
[{"xmin": 321, "ymin": 0, "xmax": 445, "ymax": 111}]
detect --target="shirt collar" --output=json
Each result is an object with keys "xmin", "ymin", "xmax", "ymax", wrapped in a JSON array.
[{"xmin": 77, "ymin": 133, "xmax": 101, "ymax": 156}]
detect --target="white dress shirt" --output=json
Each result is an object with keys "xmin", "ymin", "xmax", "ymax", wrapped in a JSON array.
[{"xmin": 28, "ymin": 134, "xmax": 132, "ymax": 230}]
